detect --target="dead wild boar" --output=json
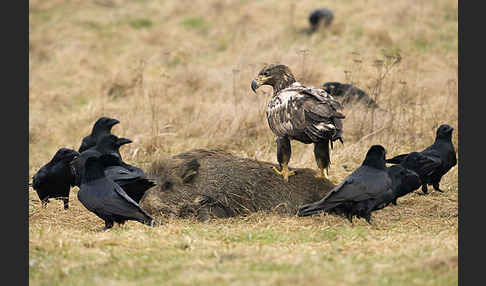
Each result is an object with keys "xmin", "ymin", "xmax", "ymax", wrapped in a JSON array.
[{"xmin": 140, "ymin": 149, "xmax": 336, "ymax": 222}]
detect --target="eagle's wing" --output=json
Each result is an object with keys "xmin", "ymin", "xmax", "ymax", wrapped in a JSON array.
[
  {"xmin": 300, "ymin": 86, "xmax": 345, "ymax": 142},
  {"xmin": 266, "ymin": 83, "xmax": 345, "ymax": 142}
]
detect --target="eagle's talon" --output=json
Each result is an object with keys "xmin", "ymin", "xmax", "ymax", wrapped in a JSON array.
[
  {"xmin": 272, "ymin": 166, "xmax": 295, "ymax": 182},
  {"xmin": 314, "ymin": 168, "xmax": 329, "ymax": 180}
]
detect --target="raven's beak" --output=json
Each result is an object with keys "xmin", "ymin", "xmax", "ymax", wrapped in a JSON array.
[
  {"xmin": 251, "ymin": 79, "xmax": 260, "ymax": 93},
  {"xmin": 117, "ymin": 138, "xmax": 133, "ymax": 146},
  {"xmin": 109, "ymin": 119, "xmax": 120, "ymax": 127}
]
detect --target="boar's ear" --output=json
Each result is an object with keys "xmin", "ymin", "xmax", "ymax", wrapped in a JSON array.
[{"xmin": 177, "ymin": 158, "xmax": 200, "ymax": 183}]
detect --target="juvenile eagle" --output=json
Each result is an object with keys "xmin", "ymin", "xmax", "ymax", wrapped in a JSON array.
[{"xmin": 251, "ymin": 64, "xmax": 345, "ymax": 181}]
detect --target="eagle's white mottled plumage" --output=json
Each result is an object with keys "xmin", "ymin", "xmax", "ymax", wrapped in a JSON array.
[
  {"xmin": 265, "ymin": 82, "xmax": 344, "ymax": 143},
  {"xmin": 251, "ymin": 64, "xmax": 345, "ymax": 180}
]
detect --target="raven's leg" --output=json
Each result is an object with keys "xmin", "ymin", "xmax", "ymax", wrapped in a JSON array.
[
  {"xmin": 314, "ymin": 140, "xmax": 331, "ymax": 180},
  {"xmin": 365, "ymin": 213, "xmax": 373, "ymax": 225},
  {"xmin": 433, "ymin": 181, "xmax": 444, "ymax": 193},
  {"xmin": 421, "ymin": 184, "xmax": 428, "ymax": 195},
  {"xmin": 272, "ymin": 136, "xmax": 295, "ymax": 182},
  {"xmin": 346, "ymin": 212, "xmax": 353, "ymax": 224},
  {"xmin": 62, "ymin": 198, "xmax": 69, "ymax": 210},
  {"xmin": 104, "ymin": 220, "xmax": 114, "ymax": 230},
  {"xmin": 41, "ymin": 198, "xmax": 49, "ymax": 208},
  {"xmin": 392, "ymin": 198, "xmax": 398, "ymax": 206}
]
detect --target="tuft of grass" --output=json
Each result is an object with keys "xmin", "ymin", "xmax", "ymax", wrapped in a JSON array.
[
  {"xmin": 180, "ymin": 17, "xmax": 208, "ymax": 30},
  {"xmin": 129, "ymin": 18, "xmax": 153, "ymax": 30}
]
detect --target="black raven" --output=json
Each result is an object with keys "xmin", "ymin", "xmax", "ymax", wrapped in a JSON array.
[
  {"xmin": 78, "ymin": 117, "xmax": 120, "ymax": 153},
  {"xmin": 77, "ymin": 154, "xmax": 160, "ymax": 229},
  {"xmin": 72, "ymin": 134, "xmax": 155, "ymax": 203},
  {"xmin": 386, "ymin": 124, "xmax": 457, "ymax": 194},
  {"xmin": 322, "ymin": 82, "xmax": 379, "ymax": 108},
  {"xmin": 102, "ymin": 164, "xmax": 155, "ymax": 203},
  {"xmin": 363, "ymin": 162, "xmax": 422, "ymax": 211},
  {"xmin": 31, "ymin": 148, "xmax": 79, "ymax": 209},
  {"xmin": 298, "ymin": 145, "xmax": 391, "ymax": 224},
  {"xmin": 309, "ymin": 9, "xmax": 334, "ymax": 33},
  {"xmin": 386, "ymin": 162, "xmax": 422, "ymax": 205}
]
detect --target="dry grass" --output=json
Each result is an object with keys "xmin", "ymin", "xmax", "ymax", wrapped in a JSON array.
[{"xmin": 29, "ymin": 0, "xmax": 458, "ymax": 285}]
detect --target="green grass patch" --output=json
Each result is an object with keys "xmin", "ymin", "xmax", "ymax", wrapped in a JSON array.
[
  {"xmin": 181, "ymin": 17, "xmax": 208, "ymax": 30},
  {"xmin": 129, "ymin": 18, "xmax": 153, "ymax": 30}
]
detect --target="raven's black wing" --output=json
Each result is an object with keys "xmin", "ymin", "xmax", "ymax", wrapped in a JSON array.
[
  {"xmin": 78, "ymin": 178, "xmax": 153, "ymax": 223},
  {"xmin": 298, "ymin": 166, "xmax": 391, "ymax": 216},
  {"xmin": 78, "ymin": 136, "xmax": 94, "ymax": 153},
  {"xmin": 32, "ymin": 166, "xmax": 49, "ymax": 190},
  {"xmin": 400, "ymin": 152, "xmax": 442, "ymax": 177},
  {"xmin": 109, "ymin": 180, "xmax": 154, "ymax": 221},
  {"xmin": 387, "ymin": 165, "xmax": 422, "ymax": 201},
  {"xmin": 104, "ymin": 165, "xmax": 143, "ymax": 182},
  {"xmin": 385, "ymin": 153, "xmax": 409, "ymax": 164},
  {"xmin": 104, "ymin": 165, "xmax": 155, "ymax": 203}
]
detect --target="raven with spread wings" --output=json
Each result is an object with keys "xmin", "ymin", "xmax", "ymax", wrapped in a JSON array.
[{"xmin": 251, "ymin": 64, "xmax": 345, "ymax": 181}]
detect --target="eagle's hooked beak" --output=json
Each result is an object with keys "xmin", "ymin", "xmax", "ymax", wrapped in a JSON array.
[
  {"xmin": 251, "ymin": 79, "xmax": 260, "ymax": 93},
  {"xmin": 251, "ymin": 75, "xmax": 270, "ymax": 93}
]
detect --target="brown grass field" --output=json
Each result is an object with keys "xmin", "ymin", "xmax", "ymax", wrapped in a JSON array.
[{"xmin": 29, "ymin": 0, "xmax": 458, "ymax": 285}]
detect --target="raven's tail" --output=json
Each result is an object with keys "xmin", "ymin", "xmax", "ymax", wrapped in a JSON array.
[
  {"xmin": 298, "ymin": 199, "xmax": 338, "ymax": 217},
  {"xmin": 146, "ymin": 218, "xmax": 164, "ymax": 227},
  {"xmin": 385, "ymin": 153, "xmax": 409, "ymax": 164}
]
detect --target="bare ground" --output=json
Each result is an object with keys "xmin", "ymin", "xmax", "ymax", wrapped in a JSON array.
[{"xmin": 29, "ymin": 0, "xmax": 458, "ymax": 284}]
